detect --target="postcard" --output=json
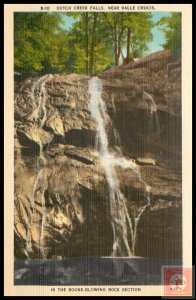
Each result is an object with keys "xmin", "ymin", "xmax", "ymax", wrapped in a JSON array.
[{"xmin": 4, "ymin": 3, "xmax": 192, "ymax": 297}]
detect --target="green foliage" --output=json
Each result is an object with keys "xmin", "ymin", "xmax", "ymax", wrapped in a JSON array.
[
  {"xmin": 14, "ymin": 12, "xmax": 155, "ymax": 76},
  {"xmin": 104, "ymin": 12, "xmax": 153, "ymax": 59},
  {"xmin": 65, "ymin": 13, "xmax": 114, "ymax": 74},
  {"xmin": 157, "ymin": 13, "xmax": 181, "ymax": 50},
  {"xmin": 123, "ymin": 12, "xmax": 153, "ymax": 58},
  {"xmin": 14, "ymin": 12, "xmax": 68, "ymax": 75}
]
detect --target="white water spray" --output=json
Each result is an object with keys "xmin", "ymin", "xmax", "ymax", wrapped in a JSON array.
[
  {"xmin": 143, "ymin": 91, "xmax": 160, "ymax": 134},
  {"xmin": 89, "ymin": 77, "xmax": 151, "ymax": 256},
  {"xmin": 26, "ymin": 75, "xmax": 52, "ymax": 258}
]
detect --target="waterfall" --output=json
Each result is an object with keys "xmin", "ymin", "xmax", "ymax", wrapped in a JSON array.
[
  {"xmin": 88, "ymin": 77, "xmax": 151, "ymax": 256},
  {"xmin": 143, "ymin": 91, "xmax": 160, "ymax": 134},
  {"xmin": 26, "ymin": 75, "xmax": 52, "ymax": 258},
  {"xmin": 56, "ymin": 193, "xmax": 62, "ymax": 213}
]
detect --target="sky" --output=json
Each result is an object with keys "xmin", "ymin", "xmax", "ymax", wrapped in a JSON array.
[
  {"xmin": 61, "ymin": 12, "xmax": 172, "ymax": 55},
  {"xmin": 147, "ymin": 12, "xmax": 171, "ymax": 54}
]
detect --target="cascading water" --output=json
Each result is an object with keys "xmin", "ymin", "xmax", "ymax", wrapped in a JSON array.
[
  {"xmin": 88, "ymin": 77, "xmax": 151, "ymax": 256},
  {"xmin": 26, "ymin": 75, "xmax": 52, "ymax": 258},
  {"xmin": 143, "ymin": 91, "xmax": 160, "ymax": 134}
]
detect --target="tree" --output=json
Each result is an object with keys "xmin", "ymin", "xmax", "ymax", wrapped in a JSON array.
[
  {"xmin": 66, "ymin": 12, "xmax": 113, "ymax": 76},
  {"xmin": 14, "ymin": 12, "xmax": 155, "ymax": 77},
  {"xmin": 102, "ymin": 13, "xmax": 126, "ymax": 66},
  {"xmin": 157, "ymin": 13, "xmax": 181, "ymax": 51},
  {"xmin": 102, "ymin": 12, "xmax": 153, "ymax": 65},
  {"xmin": 14, "ymin": 12, "xmax": 68, "ymax": 76},
  {"xmin": 124, "ymin": 13, "xmax": 153, "ymax": 60}
]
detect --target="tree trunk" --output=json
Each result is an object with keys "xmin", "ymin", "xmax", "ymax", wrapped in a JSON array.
[
  {"xmin": 130, "ymin": 38, "xmax": 135, "ymax": 59},
  {"xmin": 114, "ymin": 27, "xmax": 118, "ymax": 66},
  {"xmin": 126, "ymin": 27, "xmax": 131, "ymax": 61},
  {"xmin": 117, "ymin": 42, "xmax": 121, "ymax": 65},
  {"xmin": 85, "ymin": 13, "xmax": 89, "ymax": 76},
  {"xmin": 117, "ymin": 26, "xmax": 125, "ymax": 65},
  {"xmin": 89, "ymin": 14, "xmax": 97, "ymax": 77},
  {"xmin": 115, "ymin": 42, "xmax": 118, "ymax": 66}
]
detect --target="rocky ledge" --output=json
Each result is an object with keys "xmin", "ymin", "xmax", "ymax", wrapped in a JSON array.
[{"xmin": 14, "ymin": 50, "xmax": 182, "ymax": 259}]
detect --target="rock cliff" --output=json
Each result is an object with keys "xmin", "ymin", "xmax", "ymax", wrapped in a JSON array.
[{"xmin": 14, "ymin": 50, "xmax": 182, "ymax": 259}]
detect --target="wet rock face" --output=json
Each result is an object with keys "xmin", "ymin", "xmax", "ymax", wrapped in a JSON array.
[
  {"xmin": 14, "ymin": 51, "xmax": 182, "ymax": 259},
  {"xmin": 99, "ymin": 50, "xmax": 181, "ymax": 159}
]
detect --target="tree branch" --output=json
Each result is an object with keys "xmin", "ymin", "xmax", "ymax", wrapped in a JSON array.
[
  {"xmin": 119, "ymin": 26, "xmax": 126, "ymax": 40},
  {"xmin": 102, "ymin": 12, "xmax": 114, "ymax": 37}
]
